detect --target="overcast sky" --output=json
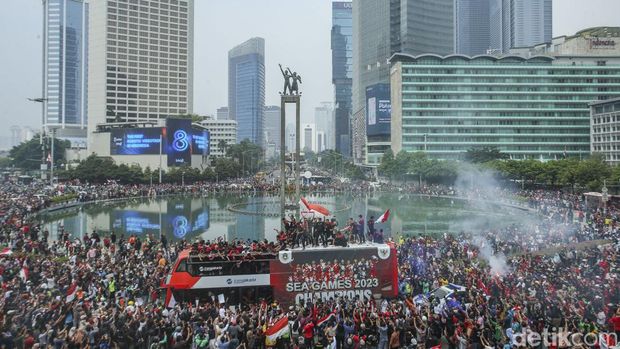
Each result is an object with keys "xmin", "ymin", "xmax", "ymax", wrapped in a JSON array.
[{"xmin": 1, "ymin": 0, "xmax": 620, "ymax": 148}]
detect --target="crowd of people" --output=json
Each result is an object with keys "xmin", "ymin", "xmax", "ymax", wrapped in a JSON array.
[{"xmin": 0, "ymin": 176, "xmax": 619, "ymax": 349}]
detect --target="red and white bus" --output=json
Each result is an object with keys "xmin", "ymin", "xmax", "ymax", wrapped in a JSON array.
[{"xmin": 162, "ymin": 244, "xmax": 398, "ymax": 307}]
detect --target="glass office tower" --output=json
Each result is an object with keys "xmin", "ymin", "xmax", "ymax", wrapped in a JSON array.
[
  {"xmin": 43, "ymin": 0, "xmax": 88, "ymax": 140},
  {"xmin": 332, "ymin": 2, "xmax": 353, "ymax": 156},
  {"xmin": 228, "ymin": 37, "xmax": 265, "ymax": 145}
]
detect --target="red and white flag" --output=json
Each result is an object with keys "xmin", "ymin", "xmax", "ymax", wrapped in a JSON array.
[
  {"xmin": 66, "ymin": 282, "xmax": 78, "ymax": 302},
  {"xmin": 19, "ymin": 266, "xmax": 28, "ymax": 281},
  {"xmin": 375, "ymin": 209, "xmax": 390, "ymax": 224},
  {"xmin": 317, "ymin": 310, "xmax": 337, "ymax": 327},
  {"xmin": 299, "ymin": 197, "xmax": 330, "ymax": 218},
  {"xmin": 0, "ymin": 248, "xmax": 12, "ymax": 256},
  {"xmin": 265, "ymin": 316, "xmax": 290, "ymax": 346},
  {"xmin": 165, "ymin": 290, "xmax": 177, "ymax": 309}
]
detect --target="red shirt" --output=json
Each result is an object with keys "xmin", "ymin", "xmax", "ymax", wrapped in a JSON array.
[
  {"xmin": 303, "ymin": 322, "xmax": 315, "ymax": 339},
  {"xmin": 610, "ymin": 315, "xmax": 620, "ymax": 331}
]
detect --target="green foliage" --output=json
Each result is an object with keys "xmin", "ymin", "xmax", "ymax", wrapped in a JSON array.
[
  {"xmin": 378, "ymin": 150, "xmax": 457, "ymax": 183},
  {"xmin": 465, "ymin": 146, "xmax": 509, "ymax": 164},
  {"xmin": 226, "ymin": 139, "xmax": 264, "ymax": 176},
  {"xmin": 9, "ymin": 134, "xmax": 70, "ymax": 170},
  {"xmin": 176, "ymin": 113, "xmax": 205, "ymax": 123},
  {"xmin": 51, "ymin": 193, "xmax": 78, "ymax": 203},
  {"xmin": 0, "ymin": 157, "xmax": 12, "ymax": 169},
  {"xmin": 488, "ymin": 153, "xmax": 613, "ymax": 190}
]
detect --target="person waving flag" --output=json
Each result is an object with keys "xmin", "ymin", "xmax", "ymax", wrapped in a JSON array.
[{"xmin": 375, "ymin": 209, "xmax": 390, "ymax": 224}]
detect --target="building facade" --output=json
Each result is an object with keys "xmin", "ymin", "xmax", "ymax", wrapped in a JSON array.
[
  {"xmin": 390, "ymin": 53, "xmax": 620, "ymax": 161},
  {"xmin": 353, "ymin": 0, "xmax": 454, "ymax": 165},
  {"xmin": 228, "ymin": 37, "xmax": 265, "ymax": 145},
  {"xmin": 332, "ymin": 1, "xmax": 353, "ymax": 157},
  {"xmin": 43, "ymin": 0, "xmax": 89, "ymax": 144},
  {"xmin": 510, "ymin": 27, "xmax": 620, "ymax": 57},
  {"xmin": 314, "ymin": 102, "xmax": 334, "ymax": 151},
  {"xmin": 455, "ymin": 0, "xmax": 490, "ymax": 56},
  {"xmin": 216, "ymin": 106, "xmax": 229, "ymax": 120},
  {"xmin": 264, "ymin": 105, "xmax": 281, "ymax": 153},
  {"xmin": 199, "ymin": 117, "xmax": 237, "ymax": 159},
  {"xmin": 591, "ymin": 98, "xmax": 620, "ymax": 164},
  {"xmin": 490, "ymin": 0, "xmax": 552, "ymax": 53},
  {"xmin": 87, "ymin": 0, "xmax": 194, "ymax": 150},
  {"xmin": 301, "ymin": 123, "xmax": 316, "ymax": 153}
]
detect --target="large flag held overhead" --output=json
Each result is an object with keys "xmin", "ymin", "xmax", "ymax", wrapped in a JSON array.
[
  {"xmin": 375, "ymin": 209, "xmax": 390, "ymax": 224},
  {"xmin": 299, "ymin": 197, "xmax": 330, "ymax": 218},
  {"xmin": 265, "ymin": 316, "xmax": 290, "ymax": 346},
  {"xmin": 66, "ymin": 282, "xmax": 78, "ymax": 302}
]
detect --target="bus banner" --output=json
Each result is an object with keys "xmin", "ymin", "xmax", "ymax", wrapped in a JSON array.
[{"xmin": 270, "ymin": 245, "xmax": 398, "ymax": 305}]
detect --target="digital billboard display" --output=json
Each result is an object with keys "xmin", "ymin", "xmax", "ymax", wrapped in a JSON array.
[
  {"xmin": 166, "ymin": 118, "xmax": 192, "ymax": 166},
  {"xmin": 191, "ymin": 129, "xmax": 210, "ymax": 156},
  {"xmin": 366, "ymin": 83, "xmax": 391, "ymax": 136},
  {"xmin": 110, "ymin": 128, "xmax": 163, "ymax": 155}
]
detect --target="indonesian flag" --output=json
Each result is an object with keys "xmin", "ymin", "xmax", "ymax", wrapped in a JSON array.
[
  {"xmin": 299, "ymin": 197, "xmax": 330, "ymax": 218},
  {"xmin": 66, "ymin": 282, "xmax": 78, "ymax": 302},
  {"xmin": 47, "ymin": 152, "xmax": 52, "ymax": 163},
  {"xmin": 265, "ymin": 316, "xmax": 290, "ymax": 346},
  {"xmin": 0, "ymin": 248, "xmax": 12, "ymax": 256},
  {"xmin": 375, "ymin": 209, "xmax": 390, "ymax": 224},
  {"xmin": 19, "ymin": 266, "xmax": 28, "ymax": 281},
  {"xmin": 317, "ymin": 310, "xmax": 337, "ymax": 327},
  {"xmin": 165, "ymin": 289, "xmax": 177, "ymax": 309}
]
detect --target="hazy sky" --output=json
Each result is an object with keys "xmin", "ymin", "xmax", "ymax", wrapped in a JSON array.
[{"xmin": 1, "ymin": 0, "xmax": 620, "ymax": 146}]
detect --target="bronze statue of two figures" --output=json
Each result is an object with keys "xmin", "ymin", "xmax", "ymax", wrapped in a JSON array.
[{"xmin": 279, "ymin": 64, "xmax": 302, "ymax": 95}]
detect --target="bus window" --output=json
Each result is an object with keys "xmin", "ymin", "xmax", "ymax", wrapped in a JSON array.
[{"xmin": 175, "ymin": 259, "xmax": 188, "ymax": 272}]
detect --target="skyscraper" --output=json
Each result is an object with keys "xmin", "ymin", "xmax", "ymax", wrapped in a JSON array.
[
  {"xmin": 87, "ymin": 0, "xmax": 194, "ymax": 148},
  {"xmin": 353, "ymin": 0, "xmax": 454, "ymax": 164},
  {"xmin": 314, "ymin": 102, "xmax": 334, "ymax": 151},
  {"xmin": 216, "ymin": 106, "xmax": 229, "ymax": 120},
  {"xmin": 228, "ymin": 37, "xmax": 265, "ymax": 145},
  {"xmin": 264, "ymin": 105, "xmax": 281, "ymax": 150},
  {"xmin": 490, "ymin": 0, "xmax": 552, "ymax": 53},
  {"xmin": 43, "ymin": 0, "xmax": 89, "ymax": 143},
  {"xmin": 455, "ymin": 0, "xmax": 491, "ymax": 55},
  {"xmin": 331, "ymin": 1, "xmax": 352, "ymax": 156}
]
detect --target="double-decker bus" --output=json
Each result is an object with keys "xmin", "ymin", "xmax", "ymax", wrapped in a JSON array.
[{"xmin": 162, "ymin": 244, "xmax": 398, "ymax": 307}]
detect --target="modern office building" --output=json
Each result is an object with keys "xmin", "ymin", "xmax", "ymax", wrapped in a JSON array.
[
  {"xmin": 314, "ymin": 102, "xmax": 334, "ymax": 151},
  {"xmin": 87, "ymin": 0, "xmax": 194, "ymax": 151},
  {"xmin": 216, "ymin": 106, "xmax": 229, "ymax": 120},
  {"xmin": 264, "ymin": 105, "xmax": 281, "ymax": 152},
  {"xmin": 43, "ymin": 0, "xmax": 89, "ymax": 145},
  {"xmin": 199, "ymin": 117, "xmax": 237, "ymax": 159},
  {"xmin": 389, "ymin": 53, "xmax": 620, "ymax": 161},
  {"xmin": 590, "ymin": 98, "xmax": 620, "ymax": 164},
  {"xmin": 455, "ymin": 0, "xmax": 491, "ymax": 56},
  {"xmin": 301, "ymin": 124, "xmax": 316, "ymax": 153},
  {"xmin": 228, "ymin": 37, "xmax": 265, "ymax": 145},
  {"xmin": 510, "ymin": 27, "xmax": 620, "ymax": 57},
  {"xmin": 353, "ymin": 0, "xmax": 454, "ymax": 164},
  {"xmin": 331, "ymin": 1, "xmax": 353, "ymax": 156},
  {"xmin": 490, "ymin": 0, "xmax": 552, "ymax": 53}
]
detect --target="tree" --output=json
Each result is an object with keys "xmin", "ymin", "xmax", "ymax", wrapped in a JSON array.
[
  {"xmin": 378, "ymin": 149, "xmax": 396, "ymax": 179},
  {"xmin": 226, "ymin": 139, "xmax": 264, "ymax": 176},
  {"xmin": 176, "ymin": 113, "xmax": 205, "ymax": 123},
  {"xmin": 217, "ymin": 139, "xmax": 229, "ymax": 156},
  {"xmin": 465, "ymin": 146, "xmax": 509, "ymax": 164},
  {"xmin": 9, "ymin": 135, "xmax": 70, "ymax": 170}
]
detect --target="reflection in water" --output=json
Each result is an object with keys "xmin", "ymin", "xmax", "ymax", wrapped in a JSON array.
[{"xmin": 39, "ymin": 193, "xmax": 523, "ymax": 242}]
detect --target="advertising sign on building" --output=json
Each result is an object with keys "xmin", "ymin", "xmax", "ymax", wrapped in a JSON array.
[
  {"xmin": 110, "ymin": 128, "xmax": 163, "ymax": 155},
  {"xmin": 269, "ymin": 245, "xmax": 398, "ymax": 305},
  {"xmin": 191, "ymin": 129, "xmax": 210, "ymax": 156},
  {"xmin": 366, "ymin": 83, "xmax": 391, "ymax": 136},
  {"xmin": 166, "ymin": 118, "xmax": 192, "ymax": 166}
]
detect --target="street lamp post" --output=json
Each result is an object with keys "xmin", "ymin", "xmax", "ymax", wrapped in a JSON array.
[{"xmin": 28, "ymin": 98, "xmax": 50, "ymax": 182}]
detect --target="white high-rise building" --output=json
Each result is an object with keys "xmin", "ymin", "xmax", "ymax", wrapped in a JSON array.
[
  {"xmin": 87, "ymin": 0, "xmax": 194, "ymax": 150},
  {"xmin": 199, "ymin": 117, "xmax": 237, "ymax": 159},
  {"xmin": 301, "ymin": 123, "xmax": 316, "ymax": 153}
]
